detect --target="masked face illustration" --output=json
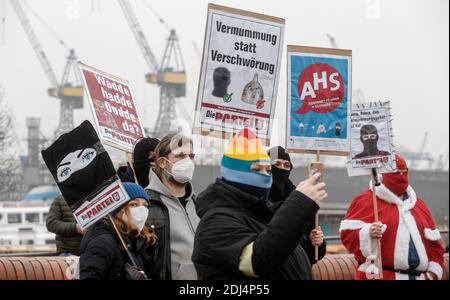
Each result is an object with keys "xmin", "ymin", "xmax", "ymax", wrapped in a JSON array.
[
  {"xmin": 42, "ymin": 120, "xmax": 116, "ymax": 208},
  {"xmin": 57, "ymin": 148, "xmax": 97, "ymax": 182},
  {"xmin": 212, "ymin": 67, "xmax": 231, "ymax": 98},
  {"xmin": 360, "ymin": 124, "xmax": 379, "ymax": 156}
]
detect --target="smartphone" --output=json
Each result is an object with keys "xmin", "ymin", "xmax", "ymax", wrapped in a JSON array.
[{"xmin": 308, "ymin": 162, "xmax": 324, "ymax": 183}]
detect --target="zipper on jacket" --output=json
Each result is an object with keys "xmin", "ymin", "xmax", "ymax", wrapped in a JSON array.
[{"xmin": 174, "ymin": 196, "xmax": 196, "ymax": 235}]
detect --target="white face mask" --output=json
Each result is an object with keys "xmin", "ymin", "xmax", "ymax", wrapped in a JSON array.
[
  {"xmin": 164, "ymin": 157, "xmax": 195, "ymax": 184},
  {"xmin": 122, "ymin": 206, "xmax": 149, "ymax": 233}
]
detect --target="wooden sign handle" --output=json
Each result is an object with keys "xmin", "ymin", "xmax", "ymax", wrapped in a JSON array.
[
  {"xmin": 108, "ymin": 214, "xmax": 138, "ymax": 268},
  {"xmin": 371, "ymin": 168, "xmax": 384, "ymax": 279},
  {"xmin": 314, "ymin": 150, "xmax": 320, "ymax": 261}
]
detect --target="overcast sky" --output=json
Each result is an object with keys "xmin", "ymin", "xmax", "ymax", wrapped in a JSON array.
[{"xmin": 0, "ymin": 0, "xmax": 448, "ymax": 164}]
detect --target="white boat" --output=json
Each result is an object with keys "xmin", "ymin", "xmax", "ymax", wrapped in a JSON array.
[{"xmin": 0, "ymin": 185, "xmax": 60, "ymax": 253}]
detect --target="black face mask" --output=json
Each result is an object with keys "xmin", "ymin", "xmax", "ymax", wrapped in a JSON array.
[
  {"xmin": 362, "ymin": 138, "xmax": 380, "ymax": 156},
  {"xmin": 212, "ymin": 67, "xmax": 231, "ymax": 98},
  {"xmin": 269, "ymin": 167, "xmax": 292, "ymax": 202},
  {"xmin": 42, "ymin": 120, "xmax": 116, "ymax": 209}
]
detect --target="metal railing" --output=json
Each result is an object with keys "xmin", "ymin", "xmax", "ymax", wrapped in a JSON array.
[
  {"xmin": 325, "ymin": 229, "xmax": 449, "ymax": 242},
  {"xmin": 1, "ymin": 230, "xmax": 448, "ymax": 257}
]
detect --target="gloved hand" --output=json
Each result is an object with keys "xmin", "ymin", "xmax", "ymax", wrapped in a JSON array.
[{"xmin": 124, "ymin": 263, "xmax": 150, "ymax": 280}]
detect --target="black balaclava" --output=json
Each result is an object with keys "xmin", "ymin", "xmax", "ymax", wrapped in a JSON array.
[
  {"xmin": 335, "ymin": 122, "xmax": 342, "ymax": 136},
  {"xmin": 360, "ymin": 124, "xmax": 380, "ymax": 156},
  {"xmin": 133, "ymin": 137, "xmax": 160, "ymax": 188},
  {"xmin": 41, "ymin": 120, "xmax": 116, "ymax": 209},
  {"xmin": 212, "ymin": 67, "xmax": 231, "ymax": 98},
  {"xmin": 117, "ymin": 162, "xmax": 135, "ymax": 183},
  {"xmin": 268, "ymin": 146, "xmax": 294, "ymax": 202}
]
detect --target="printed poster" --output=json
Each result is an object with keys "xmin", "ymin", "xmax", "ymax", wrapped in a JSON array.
[
  {"xmin": 286, "ymin": 46, "xmax": 352, "ymax": 155},
  {"xmin": 194, "ymin": 4, "xmax": 285, "ymax": 144}
]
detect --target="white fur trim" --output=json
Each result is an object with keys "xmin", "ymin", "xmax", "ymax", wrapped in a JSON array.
[
  {"xmin": 394, "ymin": 272, "xmax": 426, "ymax": 280},
  {"xmin": 428, "ymin": 262, "xmax": 443, "ymax": 280},
  {"xmin": 339, "ymin": 220, "xmax": 370, "ymax": 232},
  {"xmin": 368, "ymin": 179, "xmax": 428, "ymax": 272},
  {"xmin": 359, "ymin": 224, "xmax": 375, "ymax": 258},
  {"xmin": 393, "ymin": 207, "xmax": 429, "ymax": 272},
  {"xmin": 424, "ymin": 228, "xmax": 442, "ymax": 241},
  {"xmin": 369, "ymin": 180, "xmax": 417, "ymax": 211}
]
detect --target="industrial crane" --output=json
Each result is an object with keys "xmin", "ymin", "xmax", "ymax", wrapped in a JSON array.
[
  {"xmin": 10, "ymin": 0, "xmax": 83, "ymax": 139},
  {"xmin": 410, "ymin": 132, "xmax": 429, "ymax": 169},
  {"xmin": 117, "ymin": 0, "xmax": 186, "ymax": 139}
]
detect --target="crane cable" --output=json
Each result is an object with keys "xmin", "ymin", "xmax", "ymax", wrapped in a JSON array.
[
  {"xmin": 140, "ymin": 0, "xmax": 195, "ymax": 125},
  {"xmin": 1, "ymin": 0, "xmax": 6, "ymax": 46},
  {"xmin": 140, "ymin": 0, "xmax": 171, "ymax": 32},
  {"xmin": 22, "ymin": 0, "xmax": 72, "ymax": 52}
]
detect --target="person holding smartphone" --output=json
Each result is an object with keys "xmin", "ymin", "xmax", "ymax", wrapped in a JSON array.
[{"xmin": 192, "ymin": 130, "xmax": 328, "ymax": 280}]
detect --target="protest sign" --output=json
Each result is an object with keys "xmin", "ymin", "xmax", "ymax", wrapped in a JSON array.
[
  {"xmin": 286, "ymin": 46, "xmax": 352, "ymax": 155},
  {"xmin": 347, "ymin": 101, "xmax": 397, "ymax": 176},
  {"xmin": 41, "ymin": 120, "xmax": 130, "ymax": 230},
  {"xmin": 79, "ymin": 62, "xmax": 144, "ymax": 153},
  {"xmin": 73, "ymin": 179, "xmax": 129, "ymax": 229},
  {"xmin": 193, "ymin": 3, "xmax": 285, "ymax": 145}
]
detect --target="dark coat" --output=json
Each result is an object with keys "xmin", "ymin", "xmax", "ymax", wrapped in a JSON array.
[
  {"xmin": 46, "ymin": 196, "xmax": 82, "ymax": 255},
  {"xmin": 268, "ymin": 178, "xmax": 327, "ymax": 265},
  {"xmin": 79, "ymin": 219, "xmax": 156, "ymax": 280},
  {"xmin": 192, "ymin": 179, "xmax": 325, "ymax": 280}
]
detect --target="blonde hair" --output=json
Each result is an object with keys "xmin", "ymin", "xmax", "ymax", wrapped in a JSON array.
[{"xmin": 112, "ymin": 206, "xmax": 157, "ymax": 246}]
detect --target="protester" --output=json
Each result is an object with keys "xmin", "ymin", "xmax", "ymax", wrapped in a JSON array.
[
  {"xmin": 46, "ymin": 195, "xmax": 84, "ymax": 256},
  {"xmin": 267, "ymin": 146, "xmax": 326, "ymax": 264},
  {"xmin": 133, "ymin": 137, "xmax": 160, "ymax": 188},
  {"xmin": 340, "ymin": 155, "xmax": 445, "ymax": 280},
  {"xmin": 79, "ymin": 182, "xmax": 157, "ymax": 280},
  {"xmin": 192, "ymin": 129, "xmax": 328, "ymax": 279},
  {"xmin": 146, "ymin": 133, "xmax": 199, "ymax": 280}
]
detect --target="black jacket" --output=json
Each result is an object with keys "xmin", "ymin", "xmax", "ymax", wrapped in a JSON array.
[
  {"xmin": 268, "ymin": 178, "xmax": 327, "ymax": 265},
  {"xmin": 79, "ymin": 219, "xmax": 156, "ymax": 280},
  {"xmin": 192, "ymin": 179, "xmax": 325, "ymax": 280},
  {"xmin": 145, "ymin": 190, "xmax": 172, "ymax": 280}
]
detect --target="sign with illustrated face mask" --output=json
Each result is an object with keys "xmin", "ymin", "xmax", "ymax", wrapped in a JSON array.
[
  {"xmin": 193, "ymin": 4, "xmax": 285, "ymax": 145},
  {"xmin": 286, "ymin": 46, "xmax": 352, "ymax": 156},
  {"xmin": 42, "ymin": 120, "xmax": 130, "ymax": 230},
  {"xmin": 347, "ymin": 101, "xmax": 397, "ymax": 176},
  {"xmin": 79, "ymin": 62, "xmax": 145, "ymax": 153}
]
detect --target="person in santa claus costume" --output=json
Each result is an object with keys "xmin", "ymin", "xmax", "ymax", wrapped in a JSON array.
[{"xmin": 340, "ymin": 155, "xmax": 444, "ymax": 280}]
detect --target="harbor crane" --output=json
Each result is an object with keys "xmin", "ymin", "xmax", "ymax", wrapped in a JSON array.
[
  {"xmin": 118, "ymin": 0, "xmax": 186, "ymax": 139},
  {"xmin": 10, "ymin": 0, "xmax": 83, "ymax": 139}
]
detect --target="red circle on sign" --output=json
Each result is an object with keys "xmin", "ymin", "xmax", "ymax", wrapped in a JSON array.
[{"xmin": 296, "ymin": 63, "xmax": 344, "ymax": 114}]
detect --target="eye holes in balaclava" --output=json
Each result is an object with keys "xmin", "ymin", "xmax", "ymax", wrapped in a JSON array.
[
  {"xmin": 57, "ymin": 148, "xmax": 97, "ymax": 182},
  {"xmin": 360, "ymin": 124, "xmax": 379, "ymax": 156},
  {"xmin": 212, "ymin": 67, "xmax": 231, "ymax": 98}
]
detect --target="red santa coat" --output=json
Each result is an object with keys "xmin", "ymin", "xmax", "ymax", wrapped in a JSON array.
[{"xmin": 340, "ymin": 181, "xmax": 444, "ymax": 280}]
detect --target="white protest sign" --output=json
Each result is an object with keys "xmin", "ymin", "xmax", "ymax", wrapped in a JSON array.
[
  {"xmin": 347, "ymin": 101, "xmax": 397, "ymax": 176},
  {"xmin": 79, "ymin": 62, "xmax": 145, "ymax": 153},
  {"xmin": 194, "ymin": 4, "xmax": 285, "ymax": 145},
  {"xmin": 73, "ymin": 179, "xmax": 130, "ymax": 230}
]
